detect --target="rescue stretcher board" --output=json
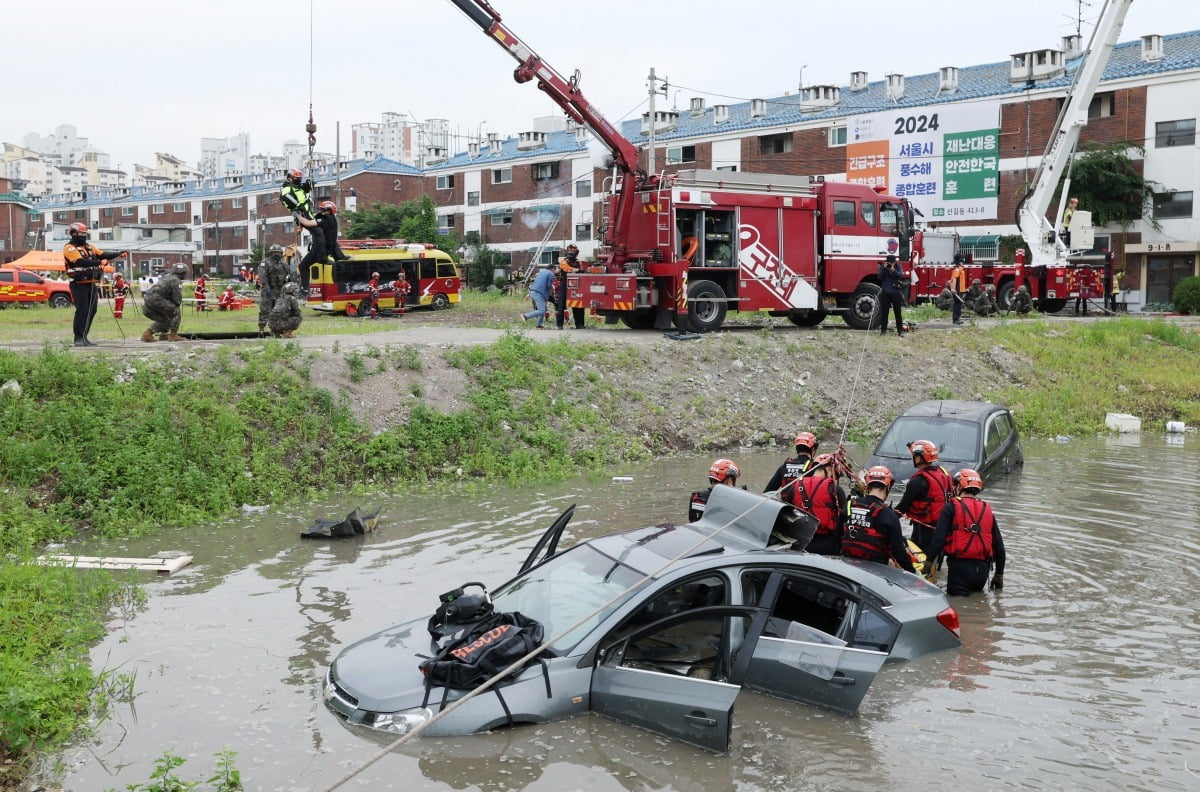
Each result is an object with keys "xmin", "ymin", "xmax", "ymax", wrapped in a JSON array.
[{"xmin": 38, "ymin": 554, "xmax": 193, "ymax": 575}]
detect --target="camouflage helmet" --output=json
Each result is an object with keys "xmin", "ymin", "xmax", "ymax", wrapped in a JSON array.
[
  {"xmin": 282, "ymin": 281, "xmax": 300, "ymax": 295},
  {"xmin": 268, "ymin": 244, "xmax": 284, "ymax": 256},
  {"xmin": 171, "ymin": 262, "xmax": 188, "ymax": 277}
]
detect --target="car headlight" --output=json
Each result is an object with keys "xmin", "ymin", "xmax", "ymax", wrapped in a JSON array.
[{"xmin": 366, "ymin": 707, "xmax": 434, "ymax": 735}]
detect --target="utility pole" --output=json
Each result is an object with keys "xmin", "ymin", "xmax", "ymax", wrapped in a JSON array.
[
  {"xmin": 646, "ymin": 68, "xmax": 668, "ymax": 177},
  {"xmin": 335, "ymin": 120, "xmax": 342, "ymax": 207}
]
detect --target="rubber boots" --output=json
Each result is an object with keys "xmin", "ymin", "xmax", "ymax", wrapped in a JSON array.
[{"xmin": 140, "ymin": 329, "xmax": 156, "ymax": 342}]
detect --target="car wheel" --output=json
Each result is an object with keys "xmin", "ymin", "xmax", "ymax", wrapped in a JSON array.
[
  {"xmin": 687, "ymin": 280, "xmax": 727, "ymax": 333},
  {"xmin": 842, "ymin": 283, "xmax": 881, "ymax": 330},
  {"xmin": 431, "ymin": 293, "xmax": 451, "ymax": 310},
  {"xmin": 49, "ymin": 293, "xmax": 72, "ymax": 309}
]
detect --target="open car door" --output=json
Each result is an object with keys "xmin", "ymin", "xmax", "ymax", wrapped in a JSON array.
[
  {"xmin": 741, "ymin": 570, "xmax": 899, "ymax": 713},
  {"xmin": 590, "ymin": 606, "xmax": 766, "ymax": 753}
]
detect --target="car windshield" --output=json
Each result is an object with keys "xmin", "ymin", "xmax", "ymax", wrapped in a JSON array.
[
  {"xmin": 491, "ymin": 543, "xmax": 647, "ymax": 652},
  {"xmin": 874, "ymin": 417, "xmax": 979, "ymax": 461}
]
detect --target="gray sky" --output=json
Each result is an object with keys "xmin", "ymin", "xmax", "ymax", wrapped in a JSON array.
[{"xmin": 5, "ymin": 1, "xmax": 1188, "ymax": 172}]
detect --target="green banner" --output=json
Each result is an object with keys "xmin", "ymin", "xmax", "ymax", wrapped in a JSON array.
[{"xmin": 942, "ymin": 129, "xmax": 1000, "ymax": 201}]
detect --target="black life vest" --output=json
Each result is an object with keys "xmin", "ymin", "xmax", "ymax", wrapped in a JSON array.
[
  {"xmin": 944, "ymin": 497, "xmax": 996, "ymax": 561},
  {"xmin": 778, "ymin": 455, "xmax": 812, "ymax": 495},
  {"xmin": 688, "ymin": 488, "xmax": 711, "ymax": 522},
  {"xmin": 842, "ymin": 497, "xmax": 888, "ymax": 561}
]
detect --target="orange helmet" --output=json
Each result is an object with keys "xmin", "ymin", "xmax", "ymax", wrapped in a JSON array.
[
  {"xmin": 68, "ymin": 222, "xmax": 89, "ymax": 239},
  {"xmin": 907, "ymin": 439, "xmax": 939, "ymax": 464},
  {"xmin": 864, "ymin": 465, "xmax": 894, "ymax": 489},
  {"xmin": 794, "ymin": 431, "xmax": 818, "ymax": 453},
  {"xmin": 285, "ymin": 169, "xmax": 303, "ymax": 184},
  {"xmin": 954, "ymin": 468, "xmax": 983, "ymax": 493},
  {"xmin": 708, "ymin": 458, "xmax": 740, "ymax": 485},
  {"xmin": 319, "ymin": 200, "xmax": 337, "ymax": 215}
]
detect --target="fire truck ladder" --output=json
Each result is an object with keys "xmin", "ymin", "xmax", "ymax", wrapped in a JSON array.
[
  {"xmin": 522, "ymin": 211, "xmax": 561, "ymax": 285},
  {"xmin": 654, "ymin": 189, "xmax": 672, "ymax": 251}
]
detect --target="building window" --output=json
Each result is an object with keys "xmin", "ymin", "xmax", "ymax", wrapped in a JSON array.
[
  {"xmin": 1153, "ymin": 191, "xmax": 1193, "ymax": 220},
  {"xmin": 231, "ymin": 197, "xmax": 243, "ymax": 208},
  {"xmin": 533, "ymin": 162, "xmax": 559, "ymax": 180},
  {"xmin": 103, "ymin": 207, "xmax": 114, "ymax": 217},
  {"xmin": 1155, "ymin": 119, "xmax": 1196, "ymax": 148},
  {"xmin": 141, "ymin": 228, "xmax": 154, "ymax": 239},
  {"xmin": 152, "ymin": 203, "xmax": 165, "ymax": 214},
  {"xmin": 715, "ymin": 165, "xmax": 738, "ymax": 172},
  {"xmin": 74, "ymin": 209, "xmax": 85, "ymax": 219},
  {"xmin": 467, "ymin": 191, "xmax": 480, "ymax": 207},
  {"xmin": 121, "ymin": 207, "xmax": 134, "ymax": 216},
  {"xmin": 759, "ymin": 133, "xmax": 792, "ymax": 155},
  {"xmin": 665, "ymin": 145, "xmax": 696, "ymax": 165},
  {"xmin": 99, "ymin": 232, "xmax": 113, "ymax": 241},
  {"xmin": 1147, "ymin": 255, "xmax": 1195, "ymax": 304},
  {"xmin": 575, "ymin": 222, "xmax": 592, "ymax": 242},
  {"xmin": 438, "ymin": 214, "xmax": 455, "ymax": 230},
  {"xmin": 1088, "ymin": 92, "xmax": 1114, "ymax": 119},
  {"xmin": 492, "ymin": 168, "xmax": 512, "ymax": 184},
  {"xmin": 833, "ymin": 200, "xmax": 856, "ymax": 226},
  {"xmin": 173, "ymin": 202, "xmax": 186, "ymax": 212},
  {"xmin": 206, "ymin": 227, "xmax": 216, "ymax": 239},
  {"xmin": 232, "ymin": 226, "xmax": 244, "ymax": 238},
  {"xmin": 436, "ymin": 174, "xmax": 455, "ymax": 190},
  {"xmin": 575, "ymin": 179, "xmax": 592, "ymax": 198},
  {"xmin": 489, "ymin": 209, "xmax": 513, "ymax": 226},
  {"xmin": 828, "ymin": 126, "xmax": 848, "ymax": 147},
  {"xmin": 193, "ymin": 215, "xmax": 202, "ymax": 225}
]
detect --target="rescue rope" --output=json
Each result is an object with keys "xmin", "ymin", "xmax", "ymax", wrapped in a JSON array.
[{"xmin": 318, "ymin": 493, "xmax": 780, "ymax": 792}]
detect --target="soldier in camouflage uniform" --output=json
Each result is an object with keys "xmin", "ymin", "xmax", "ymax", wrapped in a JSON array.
[
  {"xmin": 973, "ymin": 284, "xmax": 1000, "ymax": 317},
  {"xmin": 934, "ymin": 287, "xmax": 954, "ymax": 312},
  {"xmin": 258, "ymin": 244, "xmax": 291, "ymax": 333},
  {"xmin": 1010, "ymin": 284, "xmax": 1035, "ymax": 315},
  {"xmin": 268, "ymin": 281, "xmax": 304, "ymax": 338},
  {"xmin": 141, "ymin": 262, "xmax": 186, "ymax": 342},
  {"xmin": 964, "ymin": 278, "xmax": 984, "ymax": 313}
]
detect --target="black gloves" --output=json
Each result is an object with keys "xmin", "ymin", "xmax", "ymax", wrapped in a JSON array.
[{"xmin": 989, "ymin": 573, "xmax": 1004, "ymax": 590}]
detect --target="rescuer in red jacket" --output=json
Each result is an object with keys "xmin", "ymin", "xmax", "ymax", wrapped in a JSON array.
[
  {"xmin": 111, "ymin": 273, "xmax": 130, "ymax": 318},
  {"xmin": 841, "ymin": 466, "xmax": 915, "ymax": 572},
  {"xmin": 193, "ymin": 274, "xmax": 208, "ymax": 312},
  {"xmin": 926, "ymin": 468, "xmax": 1006, "ymax": 596},
  {"xmin": 689, "ymin": 459, "xmax": 740, "ymax": 523},
  {"xmin": 784, "ymin": 452, "xmax": 847, "ymax": 555},
  {"xmin": 895, "ymin": 439, "xmax": 952, "ymax": 554}
]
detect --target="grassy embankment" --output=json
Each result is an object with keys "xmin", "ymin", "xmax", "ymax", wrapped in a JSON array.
[{"xmin": 1, "ymin": 307, "xmax": 1198, "ymax": 786}]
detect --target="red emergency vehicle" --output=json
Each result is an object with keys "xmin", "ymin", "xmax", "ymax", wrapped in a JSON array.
[{"xmin": 451, "ymin": 0, "xmax": 916, "ymax": 332}]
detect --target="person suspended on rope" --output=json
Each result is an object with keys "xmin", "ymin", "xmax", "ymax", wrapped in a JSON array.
[
  {"xmin": 279, "ymin": 168, "xmax": 325, "ymax": 288},
  {"xmin": 689, "ymin": 458, "xmax": 741, "ymax": 523},
  {"xmin": 316, "ymin": 200, "xmax": 350, "ymax": 263},
  {"xmin": 63, "ymin": 222, "xmax": 127, "ymax": 346}
]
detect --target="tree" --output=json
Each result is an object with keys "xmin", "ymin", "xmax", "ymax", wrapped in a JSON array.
[
  {"xmin": 1060, "ymin": 142, "xmax": 1159, "ymax": 228},
  {"xmin": 342, "ymin": 195, "xmax": 460, "ymax": 255},
  {"xmin": 461, "ymin": 231, "xmax": 508, "ymax": 291}
]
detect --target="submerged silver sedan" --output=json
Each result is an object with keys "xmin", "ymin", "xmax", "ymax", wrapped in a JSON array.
[{"xmin": 324, "ymin": 486, "xmax": 961, "ymax": 752}]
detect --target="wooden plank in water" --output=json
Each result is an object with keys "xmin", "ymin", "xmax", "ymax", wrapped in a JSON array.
[{"xmin": 38, "ymin": 554, "xmax": 193, "ymax": 575}]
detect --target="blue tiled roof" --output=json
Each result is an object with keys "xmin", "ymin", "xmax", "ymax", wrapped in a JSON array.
[{"xmin": 36, "ymin": 157, "xmax": 417, "ymax": 210}]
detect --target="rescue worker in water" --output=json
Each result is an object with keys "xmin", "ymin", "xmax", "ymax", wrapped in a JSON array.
[
  {"xmin": 764, "ymin": 431, "xmax": 819, "ymax": 497},
  {"xmin": 926, "ymin": 468, "xmax": 1006, "ymax": 596},
  {"xmin": 782, "ymin": 452, "xmax": 846, "ymax": 555},
  {"xmin": 840, "ymin": 465, "xmax": 915, "ymax": 572},
  {"xmin": 689, "ymin": 459, "xmax": 740, "ymax": 523},
  {"xmin": 895, "ymin": 439, "xmax": 952, "ymax": 554}
]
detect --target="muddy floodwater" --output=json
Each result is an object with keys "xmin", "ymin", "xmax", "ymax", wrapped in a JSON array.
[{"xmin": 53, "ymin": 436, "xmax": 1200, "ymax": 791}]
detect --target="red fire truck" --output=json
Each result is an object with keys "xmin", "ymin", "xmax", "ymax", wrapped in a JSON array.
[{"xmin": 449, "ymin": 0, "xmax": 916, "ymax": 332}]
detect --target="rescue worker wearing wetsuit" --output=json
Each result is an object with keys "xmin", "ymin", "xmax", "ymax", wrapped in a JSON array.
[
  {"xmin": 926, "ymin": 468, "xmax": 1006, "ymax": 596},
  {"xmin": 784, "ymin": 452, "xmax": 846, "ymax": 555},
  {"xmin": 895, "ymin": 439, "xmax": 952, "ymax": 554},
  {"xmin": 764, "ymin": 431, "xmax": 818, "ymax": 498},
  {"xmin": 841, "ymin": 466, "xmax": 915, "ymax": 572},
  {"xmin": 63, "ymin": 222, "xmax": 127, "ymax": 346},
  {"xmin": 689, "ymin": 459, "xmax": 739, "ymax": 523},
  {"xmin": 279, "ymin": 169, "xmax": 323, "ymax": 288}
]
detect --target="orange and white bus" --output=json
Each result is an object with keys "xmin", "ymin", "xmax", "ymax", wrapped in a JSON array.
[{"xmin": 304, "ymin": 240, "xmax": 461, "ymax": 315}]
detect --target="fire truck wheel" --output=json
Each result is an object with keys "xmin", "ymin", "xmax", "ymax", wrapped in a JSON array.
[
  {"xmin": 787, "ymin": 309, "xmax": 827, "ymax": 327},
  {"xmin": 687, "ymin": 280, "xmax": 727, "ymax": 333},
  {"xmin": 1039, "ymin": 298, "xmax": 1067, "ymax": 314},
  {"xmin": 843, "ymin": 282, "xmax": 881, "ymax": 330},
  {"xmin": 996, "ymin": 281, "xmax": 1015, "ymax": 311},
  {"xmin": 431, "ymin": 293, "xmax": 451, "ymax": 310}
]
